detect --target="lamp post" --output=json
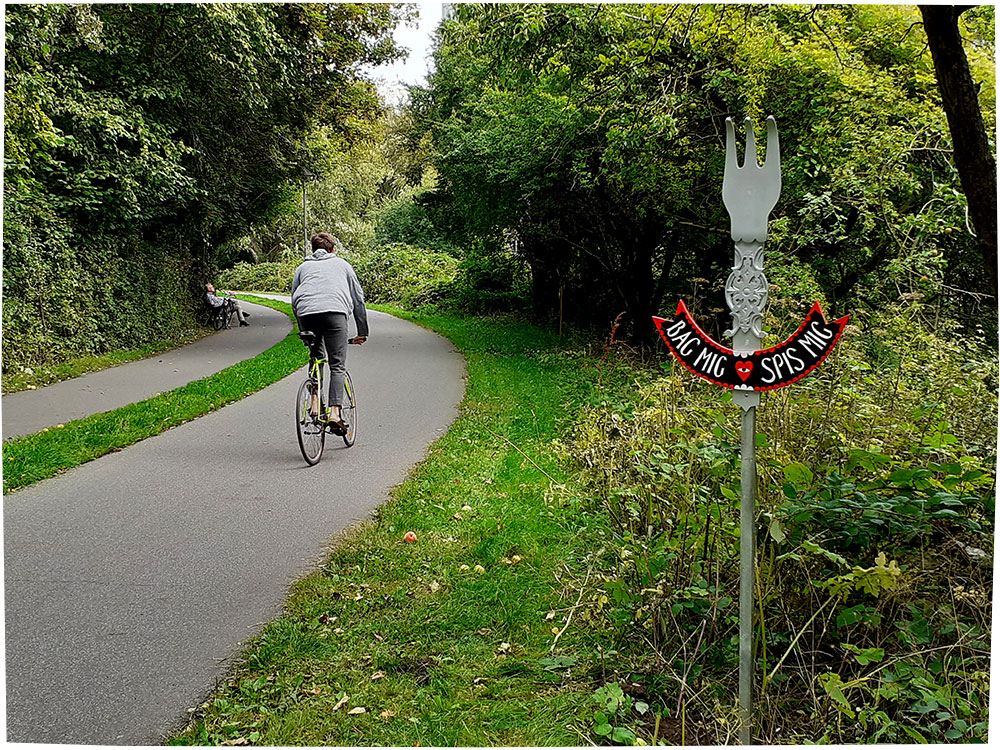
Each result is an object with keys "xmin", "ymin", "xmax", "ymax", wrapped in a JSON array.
[{"xmin": 300, "ymin": 167, "xmax": 317, "ymax": 257}]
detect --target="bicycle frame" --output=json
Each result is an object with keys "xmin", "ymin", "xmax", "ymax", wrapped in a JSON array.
[
  {"xmin": 296, "ymin": 329, "xmax": 357, "ymax": 462},
  {"xmin": 311, "ymin": 359, "xmax": 326, "ymax": 405}
]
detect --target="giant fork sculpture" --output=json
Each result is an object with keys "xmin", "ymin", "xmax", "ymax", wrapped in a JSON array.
[
  {"xmin": 722, "ymin": 116, "xmax": 781, "ymax": 410},
  {"xmin": 652, "ymin": 117, "xmax": 848, "ymax": 745}
]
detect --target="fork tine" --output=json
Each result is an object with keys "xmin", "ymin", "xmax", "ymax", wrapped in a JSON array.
[
  {"xmin": 764, "ymin": 116, "xmax": 780, "ymax": 173},
  {"xmin": 725, "ymin": 117, "xmax": 738, "ymax": 173},
  {"xmin": 743, "ymin": 117, "xmax": 757, "ymax": 168}
]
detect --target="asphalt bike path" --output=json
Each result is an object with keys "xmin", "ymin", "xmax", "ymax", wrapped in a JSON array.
[
  {"xmin": 4, "ymin": 305, "xmax": 466, "ymax": 743},
  {"xmin": 2, "ymin": 300, "xmax": 290, "ymax": 441}
]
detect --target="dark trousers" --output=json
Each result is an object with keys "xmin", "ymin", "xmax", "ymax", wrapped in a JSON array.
[{"xmin": 296, "ymin": 312, "xmax": 348, "ymax": 407}]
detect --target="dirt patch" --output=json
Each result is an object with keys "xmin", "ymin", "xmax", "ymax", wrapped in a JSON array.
[{"xmin": 387, "ymin": 656, "xmax": 436, "ymax": 686}]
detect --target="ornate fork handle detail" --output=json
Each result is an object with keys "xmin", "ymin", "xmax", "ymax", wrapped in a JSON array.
[
  {"xmin": 721, "ymin": 117, "xmax": 781, "ymax": 354},
  {"xmin": 724, "ymin": 242, "xmax": 768, "ymax": 341}
]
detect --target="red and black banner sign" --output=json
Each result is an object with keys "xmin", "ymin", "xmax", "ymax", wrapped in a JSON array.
[{"xmin": 652, "ymin": 301, "xmax": 848, "ymax": 391}]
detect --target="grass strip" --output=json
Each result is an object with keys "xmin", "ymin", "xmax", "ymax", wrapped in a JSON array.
[
  {"xmin": 3, "ymin": 328, "xmax": 218, "ymax": 396},
  {"xmin": 170, "ymin": 310, "xmax": 639, "ymax": 747},
  {"xmin": 2, "ymin": 328, "xmax": 215, "ymax": 395},
  {"xmin": 3, "ymin": 296, "xmax": 304, "ymax": 493}
]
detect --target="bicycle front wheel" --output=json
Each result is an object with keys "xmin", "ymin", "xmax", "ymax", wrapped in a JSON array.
[
  {"xmin": 296, "ymin": 379, "xmax": 325, "ymax": 465},
  {"xmin": 341, "ymin": 372, "xmax": 357, "ymax": 447}
]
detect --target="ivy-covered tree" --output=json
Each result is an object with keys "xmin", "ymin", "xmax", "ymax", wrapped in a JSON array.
[{"xmin": 3, "ymin": 3, "xmax": 406, "ymax": 369}]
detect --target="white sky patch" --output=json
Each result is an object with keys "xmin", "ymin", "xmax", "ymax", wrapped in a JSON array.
[{"xmin": 366, "ymin": 2, "xmax": 444, "ymax": 107}]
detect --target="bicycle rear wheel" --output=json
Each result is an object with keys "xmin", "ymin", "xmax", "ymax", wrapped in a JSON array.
[
  {"xmin": 296, "ymin": 379, "xmax": 325, "ymax": 464},
  {"xmin": 341, "ymin": 372, "xmax": 357, "ymax": 447}
]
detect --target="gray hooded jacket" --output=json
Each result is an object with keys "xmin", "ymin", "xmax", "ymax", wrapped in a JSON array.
[{"xmin": 291, "ymin": 250, "xmax": 369, "ymax": 337}]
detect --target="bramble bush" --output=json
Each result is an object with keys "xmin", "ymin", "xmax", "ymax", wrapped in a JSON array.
[{"xmin": 558, "ymin": 302, "xmax": 995, "ymax": 744}]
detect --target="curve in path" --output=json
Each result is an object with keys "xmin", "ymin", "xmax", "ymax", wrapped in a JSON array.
[
  {"xmin": 4, "ymin": 308, "xmax": 466, "ymax": 743},
  {"xmin": 2, "ymin": 300, "xmax": 290, "ymax": 442}
]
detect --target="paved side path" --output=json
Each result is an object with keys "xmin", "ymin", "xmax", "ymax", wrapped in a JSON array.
[
  {"xmin": 4, "ymin": 307, "xmax": 466, "ymax": 744},
  {"xmin": 2, "ymin": 300, "xmax": 290, "ymax": 441}
]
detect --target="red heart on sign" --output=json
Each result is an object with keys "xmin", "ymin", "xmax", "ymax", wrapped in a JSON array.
[{"xmin": 735, "ymin": 361, "xmax": 754, "ymax": 381}]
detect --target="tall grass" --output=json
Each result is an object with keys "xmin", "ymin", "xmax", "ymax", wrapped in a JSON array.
[{"xmin": 561, "ymin": 302, "xmax": 995, "ymax": 743}]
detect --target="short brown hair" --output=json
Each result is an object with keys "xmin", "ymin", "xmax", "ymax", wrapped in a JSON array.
[{"xmin": 310, "ymin": 232, "xmax": 338, "ymax": 252}]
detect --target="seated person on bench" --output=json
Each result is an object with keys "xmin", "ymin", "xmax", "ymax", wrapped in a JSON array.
[{"xmin": 205, "ymin": 283, "xmax": 249, "ymax": 327}]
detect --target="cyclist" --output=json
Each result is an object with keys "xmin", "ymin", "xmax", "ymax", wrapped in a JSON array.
[{"xmin": 291, "ymin": 232, "xmax": 368, "ymax": 432}]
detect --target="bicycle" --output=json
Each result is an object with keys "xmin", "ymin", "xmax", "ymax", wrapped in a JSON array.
[
  {"xmin": 196, "ymin": 299, "xmax": 236, "ymax": 330},
  {"xmin": 295, "ymin": 330, "xmax": 360, "ymax": 465}
]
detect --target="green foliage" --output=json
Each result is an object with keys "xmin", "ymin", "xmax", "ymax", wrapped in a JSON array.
[
  {"xmin": 374, "ymin": 190, "xmax": 458, "ymax": 255},
  {"xmin": 1, "ymin": 230, "xmax": 200, "ymax": 370},
  {"xmin": 3, "ymin": 3, "xmax": 407, "ymax": 373},
  {"xmin": 777, "ymin": 464, "xmax": 992, "ymax": 553},
  {"xmin": 590, "ymin": 683, "xmax": 644, "ymax": 745},
  {"xmin": 230, "ymin": 106, "xmax": 438, "ymax": 269},
  {"xmin": 559, "ymin": 304, "xmax": 994, "ymax": 743},
  {"xmin": 217, "ymin": 243, "xmax": 463, "ymax": 311},
  {"xmin": 218, "ymin": 261, "xmax": 300, "ymax": 294},
  {"xmin": 350, "ymin": 243, "xmax": 459, "ymax": 308},
  {"xmin": 421, "ymin": 4, "xmax": 995, "ymax": 340},
  {"xmin": 446, "ymin": 240, "xmax": 531, "ymax": 313}
]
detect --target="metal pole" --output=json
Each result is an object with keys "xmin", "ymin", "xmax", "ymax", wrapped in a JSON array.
[
  {"xmin": 728, "ymin": 241, "xmax": 764, "ymax": 746},
  {"xmin": 739, "ymin": 405, "xmax": 756, "ymax": 745},
  {"xmin": 302, "ymin": 177, "xmax": 308, "ymax": 258}
]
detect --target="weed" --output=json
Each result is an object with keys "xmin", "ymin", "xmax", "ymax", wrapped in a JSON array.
[{"xmin": 560, "ymin": 300, "xmax": 994, "ymax": 743}]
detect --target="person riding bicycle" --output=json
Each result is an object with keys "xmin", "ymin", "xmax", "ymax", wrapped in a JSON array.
[
  {"xmin": 291, "ymin": 232, "xmax": 368, "ymax": 432},
  {"xmin": 205, "ymin": 283, "xmax": 250, "ymax": 327}
]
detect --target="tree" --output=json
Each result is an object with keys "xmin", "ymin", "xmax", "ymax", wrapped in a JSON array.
[
  {"xmin": 919, "ymin": 5, "xmax": 997, "ymax": 295},
  {"xmin": 3, "ymin": 3, "xmax": 408, "ymax": 369},
  {"xmin": 421, "ymin": 4, "xmax": 993, "ymax": 343}
]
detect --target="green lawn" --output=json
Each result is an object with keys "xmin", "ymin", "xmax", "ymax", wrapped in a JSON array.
[{"xmin": 170, "ymin": 310, "xmax": 644, "ymax": 746}]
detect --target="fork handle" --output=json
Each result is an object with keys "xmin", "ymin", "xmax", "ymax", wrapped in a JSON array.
[{"xmin": 724, "ymin": 241, "xmax": 768, "ymax": 344}]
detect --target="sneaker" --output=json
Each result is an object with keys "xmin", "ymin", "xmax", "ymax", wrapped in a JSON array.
[{"xmin": 240, "ymin": 321, "xmax": 249, "ymax": 327}]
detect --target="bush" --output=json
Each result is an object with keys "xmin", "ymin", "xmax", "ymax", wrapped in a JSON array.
[
  {"xmin": 559, "ymin": 304, "xmax": 995, "ymax": 743},
  {"xmin": 217, "ymin": 244, "xmax": 461, "ymax": 310},
  {"xmin": 374, "ymin": 194, "xmax": 439, "ymax": 248},
  {"xmin": 350, "ymin": 243, "xmax": 459, "ymax": 308},
  {"xmin": 2, "ymin": 204, "xmax": 202, "ymax": 373},
  {"xmin": 217, "ymin": 260, "xmax": 299, "ymax": 294},
  {"xmin": 447, "ymin": 241, "xmax": 531, "ymax": 312}
]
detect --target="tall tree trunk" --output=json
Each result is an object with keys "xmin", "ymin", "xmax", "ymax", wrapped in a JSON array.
[{"xmin": 919, "ymin": 5, "xmax": 997, "ymax": 295}]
